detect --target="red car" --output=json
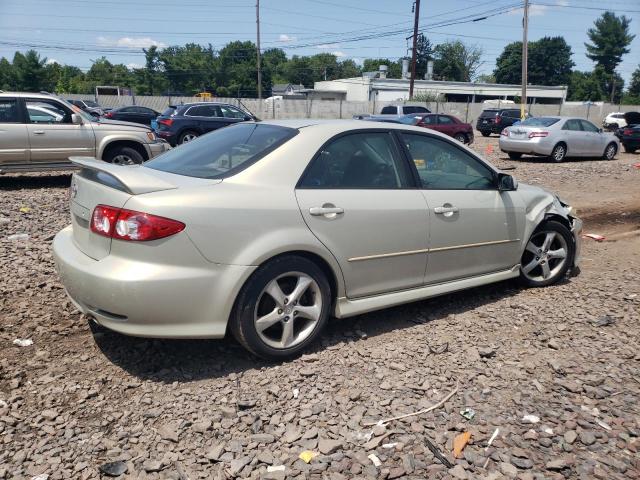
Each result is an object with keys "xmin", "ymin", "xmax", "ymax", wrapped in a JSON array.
[{"xmin": 400, "ymin": 113, "xmax": 474, "ymax": 144}]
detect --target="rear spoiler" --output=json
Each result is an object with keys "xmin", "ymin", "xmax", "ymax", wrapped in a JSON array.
[{"xmin": 69, "ymin": 157, "xmax": 177, "ymax": 195}]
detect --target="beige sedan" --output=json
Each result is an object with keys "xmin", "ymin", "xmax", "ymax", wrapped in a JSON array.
[{"xmin": 54, "ymin": 120, "xmax": 582, "ymax": 359}]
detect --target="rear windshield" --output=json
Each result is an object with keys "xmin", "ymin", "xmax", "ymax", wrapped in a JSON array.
[
  {"xmin": 145, "ymin": 123, "xmax": 298, "ymax": 179},
  {"xmin": 161, "ymin": 107, "xmax": 176, "ymax": 116},
  {"xmin": 519, "ymin": 117, "xmax": 560, "ymax": 127},
  {"xmin": 480, "ymin": 110, "xmax": 499, "ymax": 117}
]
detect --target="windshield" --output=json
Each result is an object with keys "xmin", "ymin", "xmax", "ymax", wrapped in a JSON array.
[
  {"xmin": 58, "ymin": 99, "xmax": 95, "ymax": 121},
  {"xmin": 146, "ymin": 123, "xmax": 298, "ymax": 179},
  {"xmin": 84, "ymin": 100, "xmax": 100, "ymax": 107},
  {"xmin": 519, "ymin": 117, "xmax": 560, "ymax": 127}
]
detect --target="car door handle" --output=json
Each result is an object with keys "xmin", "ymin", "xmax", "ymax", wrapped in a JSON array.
[
  {"xmin": 309, "ymin": 206, "xmax": 344, "ymax": 216},
  {"xmin": 33, "ymin": 130, "xmax": 45, "ymax": 135},
  {"xmin": 434, "ymin": 206, "xmax": 459, "ymax": 214}
]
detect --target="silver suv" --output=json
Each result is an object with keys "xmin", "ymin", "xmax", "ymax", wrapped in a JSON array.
[{"xmin": 0, "ymin": 92, "xmax": 170, "ymax": 174}]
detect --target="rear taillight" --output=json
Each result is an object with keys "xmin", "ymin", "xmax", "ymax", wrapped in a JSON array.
[
  {"xmin": 501, "ymin": 129, "xmax": 509, "ymax": 137},
  {"xmin": 91, "ymin": 205, "xmax": 185, "ymax": 241},
  {"xmin": 494, "ymin": 115, "xmax": 501, "ymax": 124},
  {"xmin": 529, "ymin": 131, "xmax": 549, "ymax": 138},
  {"xmin": 103, "ymin": 111, "xmax": 113, "ymax": 118},
  {"xmin": 158, "ymin": 118, "xmax": 173, "ymax": 127},
  {"xmin": 623, "ymin": 128, "xmax": 633, "ymax": 135}
]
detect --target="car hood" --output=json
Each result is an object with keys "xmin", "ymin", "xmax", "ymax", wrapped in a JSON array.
[
  {"xmin": 624, "ymin": 111, "xmax": 640, "ymax": 126},
  {"xmin": 91, "ymin": 118, "xmax": 151, "ymax": 131}
]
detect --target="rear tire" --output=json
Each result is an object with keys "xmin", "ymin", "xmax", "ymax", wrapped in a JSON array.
[
  {"xmin": 179, "ymin": 130, "xmax": 199, "ymax": 144},
  {"xmin": 508, "ymin": 152, "xmax": 522, "ymax": 160},
  {"xmin": 519, "ymin": 220, "xmax": 574, "ymax": 288},
  {"xmin": 104, "ymin": 146, "xmax": 144, "ymax": 165},
  {"xmin": 481, "ymin": 131, "xmax": 491, "ymax": 137},
  {"xmin": 550, "ymin": 143, "xmax": 566, "ymax": 163},
  {"xmin": 229, "ymin": 255, "xmax": 331, "ymax": 360},
  {"xmin": 602, "ymin": 142, "xmax": 617, "ymax": 160},
  {"xmin": 623, "ymin": 145, "xmax": 637, "ymax": 153},
  {"xmin": 454, "ymin": 133, "xmax": 467, "ymax": 143}
]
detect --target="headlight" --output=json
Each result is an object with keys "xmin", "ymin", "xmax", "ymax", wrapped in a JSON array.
[{"xmin": 146, "ymin": 132, "xmax": 156, "ymax": 142}]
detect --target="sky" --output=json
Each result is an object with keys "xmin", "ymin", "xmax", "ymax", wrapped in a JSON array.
[{"xmin": 0, "ymin": 0, "xmax": 638, "ymax": 86}]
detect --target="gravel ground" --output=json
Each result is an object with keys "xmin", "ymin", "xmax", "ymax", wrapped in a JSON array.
[{"xmin": 1, "ymin": 135, "xmax": 639, "ymax": 480}]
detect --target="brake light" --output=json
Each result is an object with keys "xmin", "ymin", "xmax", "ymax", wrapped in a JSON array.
[
  {"xmin": 501, "ymin": 129, "xmax": 509, "ymax": 137},
  {"xmin": 91, "ymin": 205, "xmax": 185, "ymax": 241},
  {"xmin": 528, "ymin": 131, "xmax": 549, "ymax": 138},
  {"xmin": 158, "ymin": 118, "xmax": 173, "ymax": 127},
  {"xmin": 103, "ymin": 111, "xmax": 113, "ymax": 118},
  {"xmin": 494, "ymin": 115, "xmax": 501, "ymax": 124},
  {"xmin": 623, "ymin": 128, "xmax": 633, "ymax": 135}
]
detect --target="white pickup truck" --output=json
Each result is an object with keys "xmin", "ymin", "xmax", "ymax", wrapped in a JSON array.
[{"xmin": 353, "ymin": 104, "xmax": 431, "ymax": 120}]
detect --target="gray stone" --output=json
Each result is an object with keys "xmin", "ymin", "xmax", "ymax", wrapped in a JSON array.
[
  {"xmin": 564, "ymin": 430, "xmax": 577, "ymax": 444},
  {"xmin": 500, "ymin": 462, "xmax": 518, "ymax": 478},
  {"xmin": 143, "ymin": 459, "xmax": 163, "ymax": 473},
  {"xmin": 250, "ymin": 433, "xmax": 275, "ymax": 444},
  {"xmin": 318, "ymin": 438, "xmax": 343, "ymax": 455},
  {"xmin": 579, "ymin": 431, "xmax": 596, "ymax": 446},
  {"xmin": 449, "ymin": 464, "xmax": 468, "ymax": 479}
]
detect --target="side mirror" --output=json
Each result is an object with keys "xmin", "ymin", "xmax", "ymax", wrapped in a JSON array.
[
  {"xmin": 244, "ymin": 115, "xmax": 253, "ymax": 121},
  {"xmin": 598, "ymin": 128, "xmax": 603, "ymax": 133},
  {"xmin": 71, "ymin": 113, "xmax": 83, "ymax": 125},
  {"xmin": 498, "ymin": 173, "xmax": 518, "ymax": 191}
]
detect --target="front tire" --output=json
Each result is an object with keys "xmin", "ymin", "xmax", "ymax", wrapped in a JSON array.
[
  {"xmin": 104, "ymin": 146, "xmax": 144, "ymax": 165},
  {"xmin": 229, "ymin": 255, "xmax": 331, "ymax": 360},
  {"xmin": 481, "ymin": 131, "xmax": 491, "ymax": 137},
  {"xmin": 550, "ymin": 143, "xmax": 566, "ymax": 163},
  {"xmin": 508, "ymin": 152, "xmax": 522, "ymax": 160},
  {"xmin": 519, "ymin": 221, "xmax": 574, "ymax": 288},
  {"xmin": 603, "ymin": 142, "xmax": 617, "ymax": 160},
  {"xmin": 454, "ymin": 133, "xmax": 467, "ymax": 143}
]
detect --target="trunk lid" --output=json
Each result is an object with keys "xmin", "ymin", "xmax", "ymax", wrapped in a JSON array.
[
  {"xmin": 506, "ymin": 125, "xmax": 544, "ymax": 141},
  {"xmin": 68, "ymin": 157, "xmax": 219, "ymax": 260},
  {"xmin": 624, "ymin": 111, "xmax": 640, "ymax": 126}
]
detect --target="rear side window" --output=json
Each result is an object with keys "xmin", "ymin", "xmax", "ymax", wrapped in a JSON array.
[
  {"xmin": 146, "ymin": 123, "xmax": 297, "ymax": 179},
  {"xmin": 438, "ymin": 115, "xmax": 454, "ymax": 124},
  {"xmin": 161, "ymin": 107, "xmax": 176, "ymax": 116},
  {"xmin": 0, "ymin": 99, "xmax": 20, "ymax": 123},
  {"xmin": 299, "ymin": 132, "xmax": 412, "ymax": 189},
  {"xmin": 380, "ymin": 106, "xmax": 396, "ymax": 114}
]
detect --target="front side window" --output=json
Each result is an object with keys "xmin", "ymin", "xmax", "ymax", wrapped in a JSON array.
[
  {"xmin": 0, "ymin": 99, "xmax": 20, "ymax": 123},
  {"xmin": 420, "ymin": 115, "xmax": 435, "ymax": 125},
  {"xmin": 146, "ymin": 123, "xmax": 297, "ymax": 179},
  {"xmin": 580, "ymin": 120, "xmax": 599, "ymax": 132},
  {"xmin": 220, "ymin": 106, "xmax": 246, "ymax": 119},
  {"xmin": 299, "ymin": 132, "xmax": 412, "ymax": 189},
  {"xmin": 562, "ymin": 119, "xmax": 583, "ymax": 131},
  {"xmin": 26, "ymin": 100, "xmax": 69, "ymax": 123},
  {"xmin": 186, "ymin": 105, "xmax": 221, "ymax": 117},
  {"xmin": 401, "ymin": 133, "xmax": 495, "ymax": 190}
]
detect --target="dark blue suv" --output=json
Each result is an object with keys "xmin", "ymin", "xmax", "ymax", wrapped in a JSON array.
[{"xmin": 153, "ymin": 102, "xmax": 255, "ymax": 146}]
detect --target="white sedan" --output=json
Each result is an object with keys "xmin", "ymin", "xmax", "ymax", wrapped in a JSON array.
[{"xmin": 54, "ymin": 120, "xmax": 582, "ymax": 359}]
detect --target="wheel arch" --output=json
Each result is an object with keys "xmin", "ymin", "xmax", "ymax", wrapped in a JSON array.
[{"xmin": 101, "ymin": 140, "xmax": 149, "ymax": 161}]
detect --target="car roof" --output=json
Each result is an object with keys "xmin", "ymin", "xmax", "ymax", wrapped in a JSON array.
[
  {"xmin": 259, "ymin": 119, "xmax": 457, "ymax": 135},
  {"xmin": 177, "ymin": 102, "xmax": 239, "ymax": 108},
  {"xmin": 0, "ymin": 92, "xmax": 61, "ymax": 100}
]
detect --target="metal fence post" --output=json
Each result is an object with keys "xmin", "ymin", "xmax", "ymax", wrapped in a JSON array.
[
  {"xmin": 339, "ymin": 99, "xmax": 343, "ymax": 119},
  {"xmin": 465, "ymin": 99, "xmax": 469, "ymax": 123}
]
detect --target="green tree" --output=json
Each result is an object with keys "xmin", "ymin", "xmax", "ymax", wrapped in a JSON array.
[
  {"xmin": 362, "ymin": 59, "xmax": 401, "ymax": 78},
  {"xmin": 585, "ymin": 12, "xmax": 635, "ymax": 74},
  {"xmin": 494, "ymin": 37, "xmax": 574, "ymax": 86},
  {"xmin": 415, "ymin": 35, "xmax": 434, "ymax": 79},
  {"xmin": 338, "ymin": 59, "xmax": 360, "ymax": 79},
  {"xmin": 161, "ymin": 43, "xmax": 216, "ymax": 94},
  {"xmin": 141, "ymin": 46, "xmax": 166, "ymax": 95},
  {"xmin": 215, "ymin": 41, "xmax": 265, "ymax": 97},
  {"xmin": 0, "ymin": 57, "xmax": 16, "ymax": 89},
  {"xmin": 567, "ymin": 66, "xmax": 624, "ymax": 103},
  {"xmin": 623, "ymin": 65, "xmax": 640, "ymax": 104},
  {"xmin": 282, "ymin": 55, "xmax": 314, "ymax": 87},
  {"xmin": 262, "ymin": 48, "xmax": 288, "ymax": 85},
  {"xmin": 53, "ymin": 65, "xmax": 85, "ymax": 93},
  {"xmin": 12, "ymin": 50, "xmax": 48, "ymax": 91},
  {"xmin": 433, "ymin": 41, "xmax": 482, "ymax": 82},
  {"xmin": 477, "ymin": 74, "xmax": 496, "ymax": 83}
]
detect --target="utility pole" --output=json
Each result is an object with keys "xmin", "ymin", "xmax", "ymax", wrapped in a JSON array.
[
  {"xmin": 256, "ymin": 0, "xmax": 262, "ymax": 99},
  {"xmin": 520, "ymin": 0, "xmax": 529, "ymax": 120},
  {"xmin": 409, "ymin": 0, "xmax": 420, "ymax": 99}
]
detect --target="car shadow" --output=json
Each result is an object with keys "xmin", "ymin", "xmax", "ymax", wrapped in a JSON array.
[
  {"xmin": 92, "ymin": 277, "xmax": 550, "ymax": 383},
  {"xmin": 0, "ymin": 173, "xmax": 72, "ymax": 191}
]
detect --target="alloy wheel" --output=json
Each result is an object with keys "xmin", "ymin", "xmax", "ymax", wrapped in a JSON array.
[
  {"xmin": 521, "ymin": 230, "xmax": 569, "ymax": 283},
  {"xmin": 254, "ymin": 272, "xmax": 322, "ymax": 350},
  {"xmin": 111, "ymin": 154, "xmax": 135, "ymax": 165},
  {"xmin": 552, "ymin": 145, "xmax": 565, "ymax": 162},
  {"xmin": 181, "ymin": 133, "xmax": 197, "ymax": 143},
  {"xmin": 605, "ymin": 144, "xmax": 616, "ymax": 160}
]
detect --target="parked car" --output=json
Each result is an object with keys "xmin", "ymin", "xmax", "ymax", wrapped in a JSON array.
[
  {"xmin": 476, "ymin": 108, "xmax": 525, "ymax": 136},
  {"xmin": 402, "ymin": 113, "xmax": 474, "ymax": 144},
  {"xmin": 153, "ymin": 102, "xmax": 255, "ymax": 146},
  {"xmin": 617, "ymin": 112, "xmax": 640, "ymax": 152},
  {"xmin": 53, "ymin": 120, "xmax": 582, "ymax": 359},
  {"xmin": 102, "ymin": 105, "xmax": 160, "ymax": 126},
  {"xmin": 353, "ymin": 104, "xmax": 431, "ymax": 120},
  {"xmin": 0, "ymin": 92, "xmax": 170, "ymax": 173},
  {"xmin": 66, "ymin": 99, "xmax": 105, "ymax": 118},
  {"xmin": 359, "ymin": 115, "xmax": 416, "ymax": 124},
  {"xmin": 602, "ymin": 112, "xmax": 628, "ymax": 130},
  {"xmin": 499, "ymin": 116, "xmax": 620, "ymax": 162}
]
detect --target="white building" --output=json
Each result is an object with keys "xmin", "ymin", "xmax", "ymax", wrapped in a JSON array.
[{"xmin": 314, "ymin": 76, "xmax": 568, "ymax": 104}]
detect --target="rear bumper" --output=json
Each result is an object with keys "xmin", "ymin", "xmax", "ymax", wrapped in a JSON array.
[
  {"xmin": 53, "ymin": 226, "xmax": 255, "ymax": 338},
  {"xmin": 622, "ymin": 138, "xmax": 640, "ymax": 148},
  {"xmin": 499, "ymin": 137, "xmax": 553, "ymax": 156}
]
